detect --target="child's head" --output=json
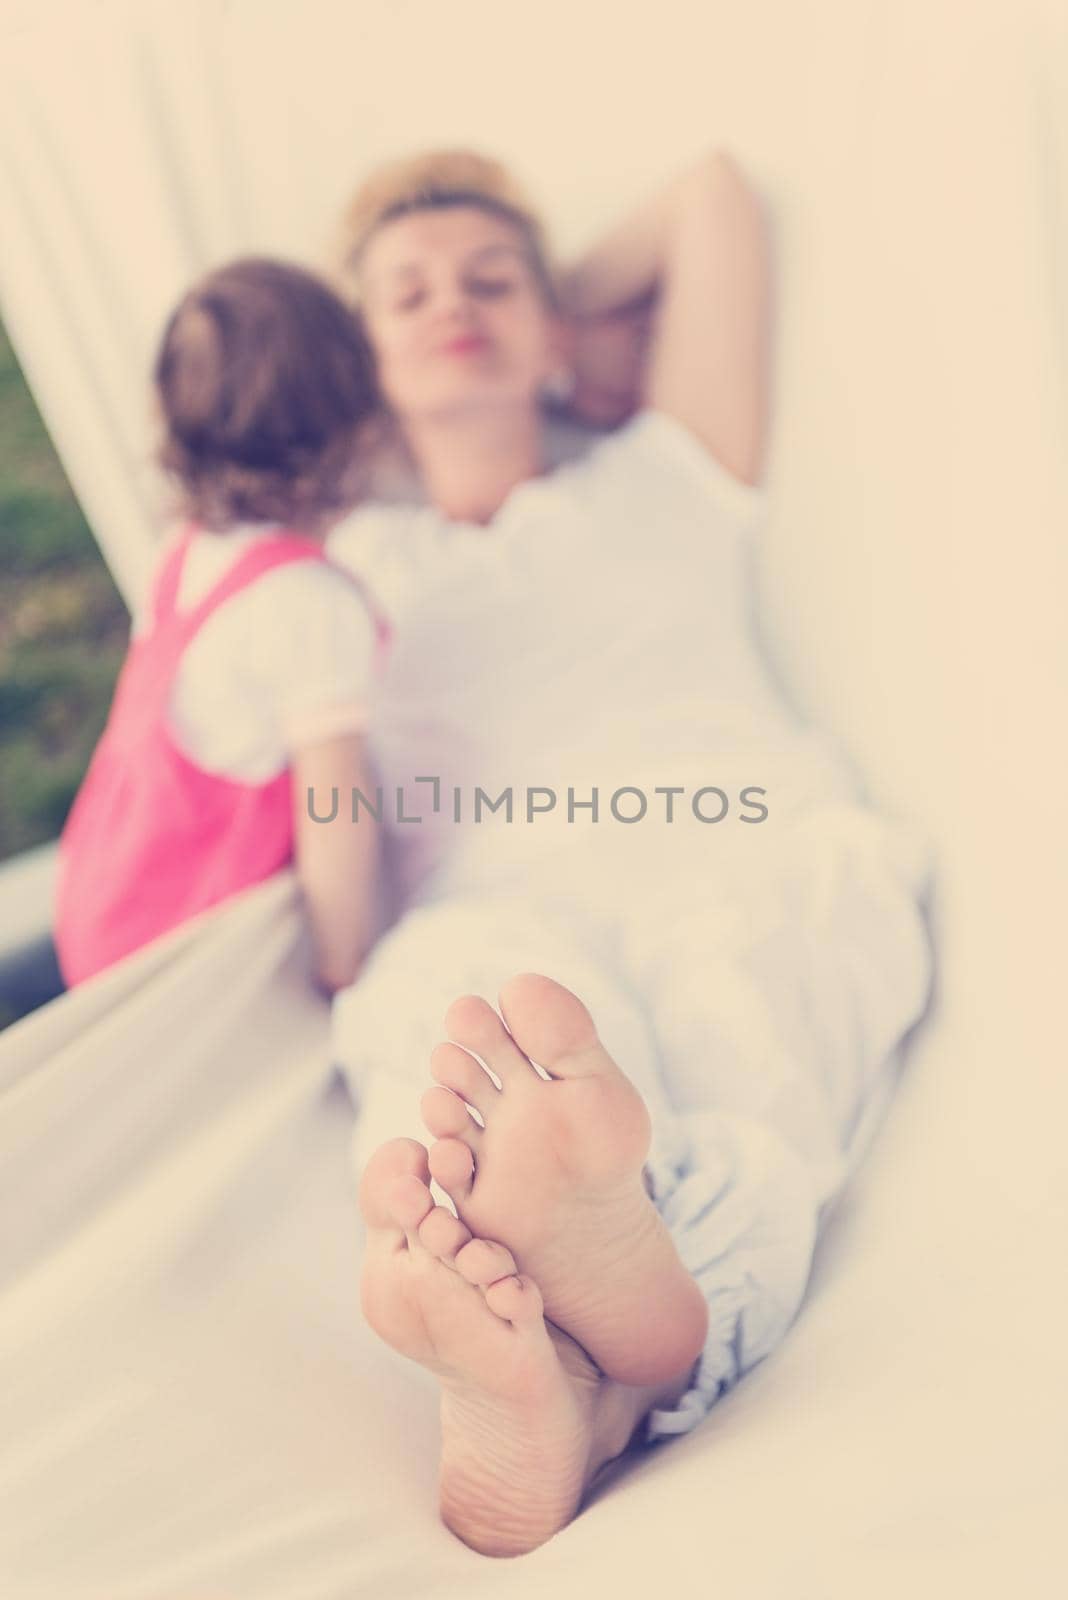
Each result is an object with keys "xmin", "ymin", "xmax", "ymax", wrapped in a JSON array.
[{"xmin": 154, "ymin": 257, "xmax": 376, "ymax": 534}]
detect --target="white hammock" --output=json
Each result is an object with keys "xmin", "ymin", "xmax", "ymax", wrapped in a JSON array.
[{"xmin": 0, "ymin": 1, "xmax": 1064, "ymax": 1594}]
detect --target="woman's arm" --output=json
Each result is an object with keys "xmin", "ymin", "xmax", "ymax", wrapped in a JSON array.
[
  {"xmin": 559, "ymin": 149, "xmax": 772, "ymax": 486},
  {"xmin": 292, "ymin": 730, "xmax": 382, "ymax": 997}
]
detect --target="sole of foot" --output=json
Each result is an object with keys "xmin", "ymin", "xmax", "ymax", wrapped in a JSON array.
[
  {"xmin": 418, "ymin": 972, "xmax": 709, "ymax": 1388},
  {"xmin": 359, "ymin": 1136, "xmax": 609, "ymax": 1557}
]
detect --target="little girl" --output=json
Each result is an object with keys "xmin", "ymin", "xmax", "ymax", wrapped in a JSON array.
[{"xmin": 54, "ymin": 257, "xmax": 389, "ymax": 993}]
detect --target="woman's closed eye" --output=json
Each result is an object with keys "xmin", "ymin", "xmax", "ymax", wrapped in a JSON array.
[
  {"xmin": 466, "ymin": 276, "xmax": 518, "ymax": 299},
  {"xmin": 390, "ymin": 278, "xmax": 514, "ymax": 313}
]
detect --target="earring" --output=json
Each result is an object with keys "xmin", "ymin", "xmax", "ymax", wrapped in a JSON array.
[{"xmin": 541, "ymin": 367, "xmax": 576, "ymax": 404}]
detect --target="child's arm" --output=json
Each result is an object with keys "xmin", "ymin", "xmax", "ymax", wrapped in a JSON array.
[
  {"xmin": 559, "ymin": 148, "xmax": 772, "ymax": 486},
  {"xmin": 292, "ymin": 730, "xmax": 382, "ymax": 997}
]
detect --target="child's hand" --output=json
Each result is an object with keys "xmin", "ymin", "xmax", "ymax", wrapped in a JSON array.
[{"xmin": 312, "ymin": 947, "xmax": 368, "ymax": 1000}]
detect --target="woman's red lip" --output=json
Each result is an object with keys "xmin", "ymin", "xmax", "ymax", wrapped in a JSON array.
[{"xmin": 439, "ymin": 335, "xmax": 490, "ymax": 355}]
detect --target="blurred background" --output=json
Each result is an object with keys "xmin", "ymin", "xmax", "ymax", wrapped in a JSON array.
[
  {"xmin": 0, "ymin": 322, "xmax": 125, "ymax": 1027},
  {"xmin": 0, "ymin": 322, "xmax": 125, "ymax": 866}
]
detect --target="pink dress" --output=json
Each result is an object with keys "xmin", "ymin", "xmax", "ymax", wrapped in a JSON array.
[{"xmin": 54, "ymin": 527, "xmax": 386, "ymax": 988}]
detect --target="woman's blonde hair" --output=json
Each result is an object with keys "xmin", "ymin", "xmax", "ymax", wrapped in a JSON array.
[{"xmin": 330, "ymin": 148, "xmax": 557, "ymax": 306}]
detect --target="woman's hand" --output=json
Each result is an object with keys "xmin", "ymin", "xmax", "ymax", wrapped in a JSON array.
[
  {"xmin": 554, "ymin": 149, "xmax": 771, "ymax": 482},
  {"xmin": 559, "ymin": 301, "xmax": 654, "ymax": 428}
]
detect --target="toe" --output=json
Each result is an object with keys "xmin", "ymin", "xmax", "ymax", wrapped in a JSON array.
[
  {"xmin": 455, "ymin": 1235, "xmax": 519, "ymax": 1288},
  {"xmin": 427, "ymin": 1135, "xmax": 476, "ymax": 1203},
  {"xmin": 421, "ymin": 1083, "xmax": 484, "ymax": 1139},
  {"xmin": 442, "ymin": 994, "xmax": 536, "ymax": 1087},
  {"xmin": 418, "ymin": 1203, "xmax": 473, "ymax": 1263},
  {"xmin": 429, "ymin": 1041, "xmax": 498, "ymax": 1118},
  {"xmin": 497, "ymin": 973, "xmax": 609, "ymax": 1079},
  {"xmin": 358, "ymin": 1138, "xmax": 432, "ymax": 1230},
  {"xmin": 483, "ymin": 1273, "xmax": 545, "ymax": 1326},
  {"xmin": 387, "ymin": 1172, "xmax": 436, "ymax": 1243}
]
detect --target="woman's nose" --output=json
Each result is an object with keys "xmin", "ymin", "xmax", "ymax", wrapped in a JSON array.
[{"xmin": 433, "ymin": 281, "xmax": 478, "ymax": 324}]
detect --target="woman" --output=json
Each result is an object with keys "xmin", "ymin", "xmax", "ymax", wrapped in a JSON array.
[{"xmin": 322, "ymin": 148, "xmax": 934, "ymax": 1556}]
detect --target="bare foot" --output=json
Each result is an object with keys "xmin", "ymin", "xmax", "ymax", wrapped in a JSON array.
[
  {"xmin": 418, "ymin": 973, "xmax": 709, "ymax": 1387},
  {"xmin": 360, "ymin": 1137, "xmax": 611, "ymax": 1556}
]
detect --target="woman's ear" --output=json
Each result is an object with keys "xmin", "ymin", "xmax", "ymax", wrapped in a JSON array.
[
  {"xmin": 539, "ymin": 315, "xmax": 577, "ymax": 403},
  {"xmin": 549, "ymin": 312, "xmax": 578, "ymax": 371}
]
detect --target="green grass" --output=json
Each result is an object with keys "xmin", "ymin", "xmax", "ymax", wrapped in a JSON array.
[{"xmin": 0, "ymin": 320, "xmax": 129, "ymax": 863}]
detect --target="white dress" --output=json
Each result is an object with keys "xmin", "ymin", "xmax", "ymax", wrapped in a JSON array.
[{"xmin": 327, "ymin": 410, "xmax": 935, "ymax": 1442}]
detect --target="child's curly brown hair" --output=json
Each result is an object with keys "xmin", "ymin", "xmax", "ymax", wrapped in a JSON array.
[{"xmin": 154, "ymin": 257, "xmax": 377, "ymax": 532}]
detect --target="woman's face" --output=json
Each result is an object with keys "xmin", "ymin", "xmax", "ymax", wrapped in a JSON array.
[{"xmin": 356, "ymin": 206, "xmax": 562, "ymax": 424}]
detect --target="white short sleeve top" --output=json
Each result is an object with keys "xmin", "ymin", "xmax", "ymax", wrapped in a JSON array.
[
  {"xmin": 131, "ymin": 525, "xmax": 379, "ymax": 783},
  {"xmin": 325, "ymin": 409, "xmax": 861, "ymax": 901}
]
